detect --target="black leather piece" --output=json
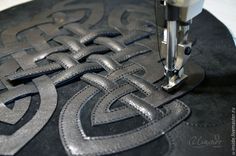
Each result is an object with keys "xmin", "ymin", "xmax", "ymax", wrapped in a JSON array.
[
  {"xmin": 82, "ymin": 73, "xmax": 117, "ymax": 92},
  {"xmin": 60, "ymin": 87, "xmax": 190, "ymax": 155},
  {"xmin": 72, "ymin": 45, "xmax": 110, "ymax": 60},
  {"xmin": 0, "ymin": 0, "xmax": 234, "ymax": 156},
  {"xmin": 94, "ymin": 37, "xmax": 126, "ymax": 52},
  {"xmin": 0, "ymin": 97, "xmax": 31, "ymax": 125},
  {"xmin": 90, "ymin": 83, "xmax": 138, "ymax": 125},
  {"xmin": 7, "ymin": 63, "xmax": 62, "ymax": 81},
  {"xmin": 80, "ymin": 28, "xmax": 121, "ymax": 44},
  {"xmin": 0, "ymin": 84, "xmax": 37, "ymax": 104},
  {"xmin": 54, "ymin": 36, "xmax": 85, "ymax": 53},
  {"xmin": 47, "ymin": 53, "xmax": 78, "ymax": 69},
  {"xmin": 0, "ymin": 76, "xmax": 57, "ymax": 155}
]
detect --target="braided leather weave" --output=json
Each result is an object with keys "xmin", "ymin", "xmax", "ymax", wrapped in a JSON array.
[{"xmin": 0, "ymin": 0, "xmax": 206, "ymax": 155}]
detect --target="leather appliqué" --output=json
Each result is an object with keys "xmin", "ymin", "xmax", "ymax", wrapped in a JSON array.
[
  {"xmin": 58, "ymin": 40, "xmax": 191, "ymax": 156},
  {"xmin": 0, "ymin": 0, "xmax": 205, "ymax": 155}
]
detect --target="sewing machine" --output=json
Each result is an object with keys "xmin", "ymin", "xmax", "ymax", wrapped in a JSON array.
[{"xmin": 156, "ymin": 0, "xmax": 204, "ymax": 91}]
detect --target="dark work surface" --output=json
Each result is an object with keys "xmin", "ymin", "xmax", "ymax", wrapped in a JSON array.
[{"xmin": 0, "ymin": 0, "xmax": 235, "ymax": 156}]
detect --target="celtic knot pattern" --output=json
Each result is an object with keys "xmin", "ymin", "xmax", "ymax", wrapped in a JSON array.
[
  {"xmin": 0, "ymin": 0, "xmax": 204, "ymax": 155},
  {"xmin": 59, "ymin": 52, "xmax": 190, "ymax": 155},
  {"xmin": 0, "ymin": 1, "xmax": 162, "ymax": 155}
]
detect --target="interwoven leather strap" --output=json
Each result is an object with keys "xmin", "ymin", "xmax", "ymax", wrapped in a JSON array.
[
  {"xmin": 0, "ymin": 1, "xmax": 194, "ymax": 156},
  {"xmin": 1, "ymin": 14, "xmax": 154, "ymax": 103}
]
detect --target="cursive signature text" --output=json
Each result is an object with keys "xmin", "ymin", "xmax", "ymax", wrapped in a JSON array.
[{"xmin": 188, "ymin": 134, "xmax": 223, "ymax": 148}]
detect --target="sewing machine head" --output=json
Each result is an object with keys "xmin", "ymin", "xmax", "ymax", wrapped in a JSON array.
[{"xmin": 156, "ymin": 0, "xmax": 204, "ymax": 91}]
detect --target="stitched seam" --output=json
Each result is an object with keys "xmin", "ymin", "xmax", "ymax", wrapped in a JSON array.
[
  {"xmin": 60, "ymin": 96, "xmax": 189, "ymax": 156},
  {"xmin": 82, "ymin": 75, "xmax": 117, "ymax": 92},
  {"xmin": 59, "ymin": 86, "xmax": 94, "ymax": 156},
  {"xmin": 9, "ymin": 63, "xmax": 61, "ymax": 80},
  {"xmin": 53, "ymin": 65, "xmax": 101, "ymax": 85},
  {"xmin": 165, "ymin": 133, "xmax": 175, "ymax": 156},
  {"xmin": 91, "ymin": 83, "xmax": 136, "ymax": 124}
]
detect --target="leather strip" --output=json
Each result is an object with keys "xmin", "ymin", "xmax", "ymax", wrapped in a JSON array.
[
  {"xmin": 59, "ymin": 85, "xmax": 190, "ymax": 156},
  {"xmin": 0, "ymin": 76, "xmax": 57, "ymax": 155},
  {"xmin": 0, "ymin": 2, "xmax": 206, "ymax": 156}
]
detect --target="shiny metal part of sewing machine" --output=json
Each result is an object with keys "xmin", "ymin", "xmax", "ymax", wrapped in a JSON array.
[{"xmin": 156, "ymin": 0, "xmax": 204, "ymax": 92}]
